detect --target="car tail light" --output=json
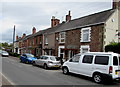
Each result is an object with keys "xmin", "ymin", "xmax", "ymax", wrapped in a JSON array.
[
  {"xmin": 48, "ymin": 61, "xmax": 53, "ymax": 63},
  {"xmin": 109, "ymin": 66, "xmax": 113, "ymax": 74}
]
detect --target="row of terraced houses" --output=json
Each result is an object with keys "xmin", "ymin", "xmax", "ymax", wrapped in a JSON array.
[{"xmin": 14, "ymin": 1, "xmax": 120, "ymax": 60}]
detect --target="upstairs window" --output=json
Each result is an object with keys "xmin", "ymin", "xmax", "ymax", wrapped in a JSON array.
[
  {"xmin": 45, "ymin": 37, "xmax": 48, "ymax": 45},
  {"xmin": 59, "ymin": 32, "xmax": 65, "ymax": 43},
  {"xmin": 81, "ymin": 27, "xmax": 91, "ymax": 42}
]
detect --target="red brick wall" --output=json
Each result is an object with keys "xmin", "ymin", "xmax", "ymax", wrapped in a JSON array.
[{"xmin": 80, "ymin": 24, "xmax": 104, "ymax": 52}]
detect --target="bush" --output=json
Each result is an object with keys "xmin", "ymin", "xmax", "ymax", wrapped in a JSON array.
[
  {"xmin": 105, "ymin": 42, "xmax": 120, "ymax": 54},
  {"xmin": 9, "ymin": 52, "xmax": 20, "ymax": 57}
]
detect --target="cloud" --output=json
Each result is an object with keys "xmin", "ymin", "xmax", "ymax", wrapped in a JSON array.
[{"xmin": 1, "ymin": 1, "xmax": 112, "ymax": 43}]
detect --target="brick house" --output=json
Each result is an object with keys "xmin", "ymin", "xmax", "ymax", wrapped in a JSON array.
[
  {"xmin": 55, "ymin": 1, "xmax": 120, "ymax": 60},
  {"xmin": 43, "ymin": 16, "xmax": 65, "ymax": 56},
  {"xmin": 14, "ymin": 0, "xmax": 120, "ymax": 60}
]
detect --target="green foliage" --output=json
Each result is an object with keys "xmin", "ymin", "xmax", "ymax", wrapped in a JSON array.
[
  {"xmin": 105, "ymin": 42, "xmax": 120, "ymax": 54},
  {"xmin": 9, "ymin": 52, "xmax": 20, "ymax": 57}
]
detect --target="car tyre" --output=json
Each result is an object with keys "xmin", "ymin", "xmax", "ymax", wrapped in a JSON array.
[
  {"xmin": 32, "ymin": 61, "xmax": 36, "ymax": 66},
  {"xmin": 63, "ymin": 67, "xmax": 69, "ymax": 75},
  {"xmin": 93, "ymin": 73, "xmax": 103, "ymax": 84},
  {"xmin": 26, "ymin": 60, "xmax": 29, "ymax": 64},
  {"xmin": 43, "ymin": 64, "xmax": 48, "ymax": 69}
]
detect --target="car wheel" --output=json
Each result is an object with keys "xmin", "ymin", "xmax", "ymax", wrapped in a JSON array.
[
  {"xmin": 26, "ymin": 60, "xmax": 29, "ymax": 64},
  {"xmin": 63, "ymin": 67, "xmax": 69, "ymax": 75},
  {"xmin": 93, "ymin": 74, "xmax": 102, "ymax": 83},
  {"xmin": 43, "ymin": 64, "xmax": 48, "ymax": 69},
  {"xmin": 20, "ymin": 60, "xmax": 22, "ymax": 63},
  {"xmin": 32, "ymin": 61, "xmax": 36, "ymax": 66}
]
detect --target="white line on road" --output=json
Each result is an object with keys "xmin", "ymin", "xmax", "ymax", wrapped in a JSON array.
[{"xmin": 0, "ymin": 72, "xmax": 16, "ymax": 85}]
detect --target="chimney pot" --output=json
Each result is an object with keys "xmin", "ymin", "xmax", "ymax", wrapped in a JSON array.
[
  {"xmin": 16, "ymin": 35, "xmax": 19, "ymax": 40},
  {"xmin": 51, "ymin": 16, "xmax": 60, "ymax": 27},
  {"xmin": 32, "ymin": 27, "xmax": 36, "ymax": 34},
  {"xmin": 22, "ymin": 33, "xmax": 26, "ymax": 38},
  {"xmin": 66, "ymin": 10, "xmax": 71, "ymax": 22},
  {"xmin": 112, "ymin": 0, "xmax": 120, "ymax": 9}
]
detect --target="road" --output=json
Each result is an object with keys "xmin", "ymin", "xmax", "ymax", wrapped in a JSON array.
[{"xmin": 2, "ymin": 56, "xmax": 120, "ymax": 86}]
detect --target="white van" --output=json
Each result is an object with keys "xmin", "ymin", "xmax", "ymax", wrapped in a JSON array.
[{"xmin": 62, "ymin": 52, "xmax": 120, "ymax": 83}]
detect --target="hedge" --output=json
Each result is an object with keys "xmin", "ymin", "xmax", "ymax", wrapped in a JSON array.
[
  {"xmin": 9, "ymin": 52, "xmax": 20, "ymax": 57},
  {"xmin": 105, "ymin": 42, "xmax": 120, "ymax": 54}
]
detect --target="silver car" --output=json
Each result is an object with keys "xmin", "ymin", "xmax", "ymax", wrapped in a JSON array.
[
  {"xmin": 1, "ymin": 51, "xmax": 9, "ymax": 57},
  {"xmin": 32, "ymin": 55, "xmax": 61, "ymax": 69}
]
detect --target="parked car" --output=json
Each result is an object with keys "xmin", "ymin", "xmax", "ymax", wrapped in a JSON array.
[
  {"xmin": 0, "ymin": 51, "xmax": 9, "ymax": 57},
  {"xmin": 62, "ymin": 52, "xmax": 120, "ymax": 83},
  {"xmin": 32, "ymin": 55, "xmax": 61, "ymax": 69},
  {"xmin": 20, "ymin": 53, "xmax": 37, "ymax": 63}
]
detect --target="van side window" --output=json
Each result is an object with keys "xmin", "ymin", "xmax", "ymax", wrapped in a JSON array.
[
  {"xmin": 82, "ymin": 55, "xmax": 93, "ymax": 64},
  {"xmin": 95, "ymin": 56, "xmax": 109, "ymax": 65},
  {"xmin": 69, "ymin": 55, "xmax": 80, "ymax": 62},
  {"xmin": 113, "ymin": 56, "xmax": 118, "ymax": 66}
]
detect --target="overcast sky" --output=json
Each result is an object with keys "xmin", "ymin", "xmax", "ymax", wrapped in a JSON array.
[{"xmin": 1, "ymin": 0, "xmax": 113, "ymax": 43}]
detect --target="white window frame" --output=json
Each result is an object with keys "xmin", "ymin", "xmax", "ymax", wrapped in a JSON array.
[
  {"xmin": 59, "ymin": 32, "xmax": 66, "ymax": 43},
  {"xmin": 80, "ymin": 27, "xmax": 91, "ymax": 42},
  {"xmin": 45, "ymin": 37, "xmax": 48, "ymax": 45},
  {"xmin": 58, "ymin": 46, "xmax": 65, "ymax": 58},
  {"xmin": 80, "ymin": 45, "xmax": 90, "ymax": 53}
]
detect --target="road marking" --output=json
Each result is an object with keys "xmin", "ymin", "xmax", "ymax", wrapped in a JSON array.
[{"xmin": 0, "ymin": 72, "xmax": 16, "ymax": 85}]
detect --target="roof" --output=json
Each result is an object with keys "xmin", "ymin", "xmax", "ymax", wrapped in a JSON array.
[
  {"xmin": 54, "ymin": 9, "xmax": 115, "ymax": 32},
  {"xmin": 43, "ymin": 22, "xmax": 65, "ymax": 35},
  {"xmin": 82, "ymin": 52, "xmax": 119, "ymax": 55},
  {"xmin": 16, "ymin": 9, "xmax": 116, "ymax": 42}
]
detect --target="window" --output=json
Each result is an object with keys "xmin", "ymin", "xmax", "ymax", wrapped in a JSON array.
[
  {"xmin": 81, "ymin": 27, "xmax": 91, "ymax": 42},
  {"xmin": 95, "ymin": 56, "xmax": 109, "ymax": 65},
  {"xmin": 70, "ymin": 54, "xmax": 81, "ymax": 62},
  {"xmin": 43, "ymin": 56, "xmax": 48, "ymax": 60},
  {"xmin": 45, "ymin": 37, "xmax": 48, "ymax": 45},
  {"xmin": 80, "ymin": 45, "xmax": 90, "ymax": 53},
  {"xmin": 113, "ymin": 56, "xmax": 118, "ymax": 66},
  {"xmin": 82, "ymin": 55, "xmax": 93, "ymax": 64},
  {"xmin": 59, "ymin": 32, "xmax": 65, "ymax": 43}
]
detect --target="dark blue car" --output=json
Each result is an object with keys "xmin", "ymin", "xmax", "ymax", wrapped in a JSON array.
[{"xmin": 20, "ymin": 53, "xmax": 37, "ymax": 63}]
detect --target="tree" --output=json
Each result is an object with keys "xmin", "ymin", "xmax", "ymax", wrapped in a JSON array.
[{"xmin": 105, "ymin": 42, "xmax": 120, "ymax": 54}]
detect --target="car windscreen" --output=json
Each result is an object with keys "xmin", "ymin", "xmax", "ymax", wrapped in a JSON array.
[
  {"xmin": 26, "ymin": 54, "xmax": 34, "ymax": 57},
  {"xmin": 50, "ymin": 57, "xmax": 59, "ymax": 61},
  {"xmin": 2, "ymin": 51, "xmax": 8, "ymax": 53}
]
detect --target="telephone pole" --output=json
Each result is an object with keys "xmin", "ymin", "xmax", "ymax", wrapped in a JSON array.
[{"xmin": 13, "ymin": 25, "xmax": 15, "ymax": 53}]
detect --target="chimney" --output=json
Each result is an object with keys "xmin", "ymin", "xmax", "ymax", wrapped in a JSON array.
[
  {"xmin": 22, "ymin": 33, "xmax": 26, "ymax": 38},
  {"xmin": 16, "ymin": 35, "xmax": 19, "ymax": 40},
  {"xmin": 32, "ymin": 27, "xmax": 36, "ymax": 34},
  {"xmin": 51, "ymin": 16, "xmax": 60, "ymax": 27},
  {"xmin": 113, "ymin": 0, "xmax": 120, "ymax": 9},
  {"xmin": 66, "ymin": 11, "xmax": 71, "ymax": 22}
]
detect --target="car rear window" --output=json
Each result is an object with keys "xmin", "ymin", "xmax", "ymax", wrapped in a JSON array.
[
  {"xmin": 113, "ymin": 56, "xmax": 118, "ymax": 66},
  {"xmin": 95, "ymin": 56, "xmax": 109, "ymax": 65},
  {"xmin": 119, "ymin": 56, "xmax": 120, "ymax": 65}
]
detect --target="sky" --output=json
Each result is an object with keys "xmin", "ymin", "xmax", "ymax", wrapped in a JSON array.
[{"xmin": 0, "ymin": 0, "xmax": 113, "ymax": 43}]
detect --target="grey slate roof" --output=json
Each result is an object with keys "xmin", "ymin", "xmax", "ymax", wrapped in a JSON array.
[
  {"xmin": 54, "ymin": 9, "xmax": 115, "ymax": 32},
  {"xmin": 16, "ymin": 9, "xmax": 115, "ymax": 42}
]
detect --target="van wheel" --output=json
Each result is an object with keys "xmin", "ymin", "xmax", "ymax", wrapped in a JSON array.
[
  {"xmin": 63, "ymin": 67, "xmax": 69, "ymax": 75},
  {"xmin": 93, "ymin": 74, "xmax": 102, "ymax": 83}
]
